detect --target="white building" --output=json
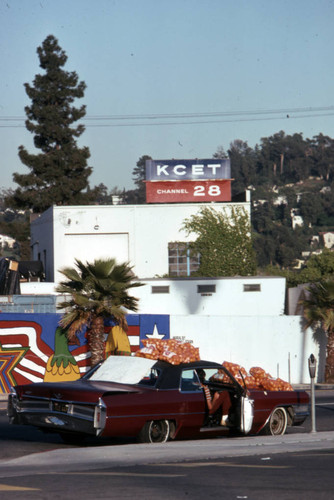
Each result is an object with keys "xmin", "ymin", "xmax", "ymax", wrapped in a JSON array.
[
  {"xmin": 30, "ymin": 201, "xmax": 251, "ymax": 283},
  {"xmin": 0, "ymin": 234, "xmax": 16, "ymax": 249},
  {"xmin": 320, "ymin": 231, "xmax": 334, "ymax": 249}
]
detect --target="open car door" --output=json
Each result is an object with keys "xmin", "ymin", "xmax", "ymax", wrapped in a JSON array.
[{"xmin": 239, "ymin": 395, "xmax": 254, "ymax": 434}]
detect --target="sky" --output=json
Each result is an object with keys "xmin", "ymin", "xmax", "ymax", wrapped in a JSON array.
[{"xmin": 1, "ymin": 0, "xmax": 334, "ymax": 192}]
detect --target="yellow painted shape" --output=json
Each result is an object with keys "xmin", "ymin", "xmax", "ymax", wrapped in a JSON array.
[{"xmin": 44, "ymin": 355, "xmax": 80, "ymax": 383}]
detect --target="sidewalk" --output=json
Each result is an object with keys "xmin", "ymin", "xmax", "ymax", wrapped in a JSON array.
[{"xmin": 1, "ymin": 431, "xmax": 334, "ymax": 474}]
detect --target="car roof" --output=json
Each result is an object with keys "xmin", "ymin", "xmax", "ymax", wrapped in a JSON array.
[{"xmin": 151, "ymin": 359, "xmax": 223, "ymax": 390}]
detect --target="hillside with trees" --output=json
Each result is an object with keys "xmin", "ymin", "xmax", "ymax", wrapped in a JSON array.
[{"xmin": 222, "ymin": 132, "xmax": 334, "ymax": 271}]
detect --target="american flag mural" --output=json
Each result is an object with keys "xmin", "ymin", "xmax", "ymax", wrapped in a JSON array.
[{"xmin": 0, "ymin": 313, "xmax": 170, "ymax": 393}]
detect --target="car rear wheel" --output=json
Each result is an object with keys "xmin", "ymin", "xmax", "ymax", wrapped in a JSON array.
[
  {"xmin": 264, "ymin": 407, "xmax": 288, "ymax": 436},
  {"xmin": 138, "ymin": 420, "xmax": 170, "ymax": 443}
]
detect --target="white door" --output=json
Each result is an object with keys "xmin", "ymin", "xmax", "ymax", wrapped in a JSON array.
[
  {"xmin": 240, "ymin": 395, "xmax": 254, "ymax": 434},
  {"xmin": 62, "ymin": 233, "xmax": 129, "ymax": 267}
]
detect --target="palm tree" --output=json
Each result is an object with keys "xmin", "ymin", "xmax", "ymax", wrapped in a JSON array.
[
  {"xmin": 56, "ymin": 258, "xmax": 142, "ymax": 366},
  {"xmin": 301, "ymin": 279, "xmax": 334, "ymax": 383}
]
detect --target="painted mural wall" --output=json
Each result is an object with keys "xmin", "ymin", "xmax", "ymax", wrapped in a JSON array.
[{"xmin": 0, "ymin": 313, "xmax": 170, "ymax": 394}]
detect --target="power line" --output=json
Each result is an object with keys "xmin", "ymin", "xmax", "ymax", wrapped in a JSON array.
[
  {"xmin": 82, "ymin": 105, "xmax": 334, "ymax": 121},
  {"xmin": 0, "ymin": 106, "xmax": 333, "ymax": 128}
]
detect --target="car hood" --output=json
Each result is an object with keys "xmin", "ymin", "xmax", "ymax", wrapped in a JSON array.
[{"xmin": 15, "ymin": 379, "xmax": 143, "ymax": 404}]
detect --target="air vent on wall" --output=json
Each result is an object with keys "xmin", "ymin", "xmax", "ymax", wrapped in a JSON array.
[
  {"xmin": 151, "ymin": 286, "xmax": 170, "ymax": 294},
  {"xmin": 197, "ymin": 284, "xmax": 216, "ymax": 294},
  {"xmin": 243, "ymin": 284, "xmax": 261, "ymax": 292}
]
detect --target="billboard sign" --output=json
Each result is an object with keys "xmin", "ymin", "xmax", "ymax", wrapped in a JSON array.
[
  {"xmin": 146, "ymin": 158, "xmax": 230, "ymax": 181},
  {"xmin": 146, "ymin": 179, "xmax": 231, "ymax": 203}
]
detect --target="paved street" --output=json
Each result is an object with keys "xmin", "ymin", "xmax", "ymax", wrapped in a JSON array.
[
  {"xmin": 0, "ymin": 433, "xmax": 334, "ymax": 499},
  {"xmin": 1, "ymin": 450, "xmax": 332, "ymax": 500}
]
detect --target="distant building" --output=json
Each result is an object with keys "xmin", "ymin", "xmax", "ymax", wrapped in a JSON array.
[
  {"xmin": 30, "ymin": 200, "xmax": 251, "ymax": 284},
  {"xmin": 0, "ymin": 234, "xmax": 16, "ymax": 249},
  {"xmin": 320, "ymin": 231, "xmax": 334, "ymax": 249}
]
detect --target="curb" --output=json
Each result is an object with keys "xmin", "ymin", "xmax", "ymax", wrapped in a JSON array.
[{"xmin": 292, "ymin": 384, "xmax": 334, "ymax": 391}]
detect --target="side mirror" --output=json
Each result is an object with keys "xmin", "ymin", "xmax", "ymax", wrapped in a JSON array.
[{"xmin": 308, "ymin": 354, "xmax": 317, "ymax": 379}]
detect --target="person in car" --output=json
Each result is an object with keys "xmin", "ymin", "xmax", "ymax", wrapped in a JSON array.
[{"xmin": 196, "ymin": 368, "xmax": 231, "ymax": 426}]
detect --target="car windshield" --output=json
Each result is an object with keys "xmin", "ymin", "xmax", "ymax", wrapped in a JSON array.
[{"xmin": 88, "ymin": 356, "xmax": 158, "ymax": 385}]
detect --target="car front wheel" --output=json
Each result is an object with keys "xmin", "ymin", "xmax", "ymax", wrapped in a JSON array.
[
  {"xmin": 138, "ymin": 420, "xmax": 170, "ymax": 443},
  {"xmin": 263, "ymin": 407, "xmax": 288, "ymax": 436}
]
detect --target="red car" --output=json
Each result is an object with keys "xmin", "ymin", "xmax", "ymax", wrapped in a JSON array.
[{"xmin": 8, "ymin": 357, "xmax": 309, "ymax": 443}]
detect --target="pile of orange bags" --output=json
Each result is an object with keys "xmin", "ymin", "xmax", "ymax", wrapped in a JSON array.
[
  {"xmin": 136, "ymin": 339, "xmax": 200, "ymax": 365},
  {"xmin": 220, "ymin": 361, "xmax": 293, "ymax": 391}
]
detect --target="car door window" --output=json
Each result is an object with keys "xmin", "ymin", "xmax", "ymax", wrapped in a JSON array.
[{"xmin": 180, "ymin": 369, "xmax": 202, "ymax": 392}]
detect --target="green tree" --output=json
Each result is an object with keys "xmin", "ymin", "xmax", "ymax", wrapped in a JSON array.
[
  {"xmin": 227, "ymin": 139, "xmax": 257, "ymax": 196},
  {"xmin": 56, "ymin": 258, "xmax": 142, "ymax": 366},
  {"xmin": 125, "ymin": 154, "xmax": 151, "ymax": 204},
  {"xmin": 301, "ymin": 279, "xmax": 334, "ymax": 382},
  {"xmin": 8, "ymin": 35, "xmax": 93, "ymax": 213},
  {"xmin": 299, "ymin": 249, "xmax": 334, "ymax": 282},
  {"xmin": 182, "ymin": 207, "xmax": 257, "ymax": 277},
  {"xmin": 257, "ymin": 131, "xmax": 310, "ymax": 185},
  {"xmin": 309, "ymin": 134, "xmax": 334, "ymax": 182},
  {"xmin": 266, "ymin": 248, "xmax": 334, "ymax": 287}
]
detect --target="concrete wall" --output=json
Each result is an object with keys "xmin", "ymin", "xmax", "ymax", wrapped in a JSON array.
[{"xmin": 30, "ymin": 202, "xmax": 251, "ymax": 283}]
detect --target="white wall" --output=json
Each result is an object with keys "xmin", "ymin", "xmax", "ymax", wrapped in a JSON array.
[
  {"xmin": 30, "ymin": 202, "xmax": 251, "ymax": 283},
  {"xmin": 31, "ymin": 208, "xmax": 54, "ymax": 281},
  {"xmin": 136, "ymin": 277, "xmax": 286, "ymax": 316},
  {"xmin": 168, "ymin": 315, "xmax": 323, "ymax": 384}
]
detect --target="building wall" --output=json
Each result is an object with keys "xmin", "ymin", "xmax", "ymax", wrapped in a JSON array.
[
  {"xmin": 16, "ymin": 274, "xmax": 325, "ymax": 384},
  {"xmin": 30, "ymin": 207, "xmax": 54, "ymax": 281},
  {"xmin": 169, "ymin": 315, "xmax": 323, "ymax": 384},
  {"xmin": 20, "ymin": 275, "xmax": 286, "ymax": 316},
  {"xmin": 133, "ymin": 276, "xmax": 286, "ymax": 316},
  {"xmin": 30, "ymin": 202, "xmax": 251, "ymax": 283}
]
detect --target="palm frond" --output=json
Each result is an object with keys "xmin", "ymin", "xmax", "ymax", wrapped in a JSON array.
[{"xmin": 301, "ymin": 279, "xmax": 334, "ymax": 332}]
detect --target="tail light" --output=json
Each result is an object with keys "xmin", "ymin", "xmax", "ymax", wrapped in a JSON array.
[{"xmin": 94, "ymin": 398, "xmax": 106, "ymax": 435}]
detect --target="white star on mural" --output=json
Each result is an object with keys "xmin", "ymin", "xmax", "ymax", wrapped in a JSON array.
[{"xmin": 145, "ymin": 323, "xmax": 165, "ymax": 340}]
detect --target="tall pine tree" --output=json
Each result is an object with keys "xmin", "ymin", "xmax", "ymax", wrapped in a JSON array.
[{"xmin": 10, "ymin": 35, "xmax": 93, "ymax": 213}]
